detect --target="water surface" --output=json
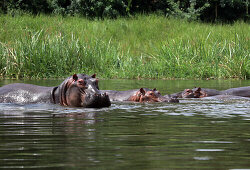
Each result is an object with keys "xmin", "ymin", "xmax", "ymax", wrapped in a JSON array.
[{"xmin": 0, "ymin": 79, "xmax": 250, "ymax": 169}]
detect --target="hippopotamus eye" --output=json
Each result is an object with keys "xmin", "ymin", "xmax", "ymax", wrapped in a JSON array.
[
  {"xmin": 77, "ymin": 79, "xmax": 85, "ymax": 86},
  {"xmin": 148, "ymin": 92, "xmax": 154, "ymax": 95}
]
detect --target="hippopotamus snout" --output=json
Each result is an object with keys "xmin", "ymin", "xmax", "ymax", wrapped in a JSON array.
[
  {"xmin": 76, "ymin": 76, "xmax": 111, "ymax": 108},
  {"xmin": 84, "ymin": 92, "xmax": 111, "ymax": 108},
  {"xmin": 158, "ymin": 96, "xmax": 179, "ymax": 103},
  {"xmin": 163, "ymin": 97, "xmax": 179, "ymax": 103}
]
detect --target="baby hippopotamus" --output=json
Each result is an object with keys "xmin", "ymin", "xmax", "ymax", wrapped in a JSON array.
[
  {"xmin": 101, "ymin": 88, "xmax": 179, "ymax": 103},
  {"xmin": 0, "ymin": 74, "xmax": 111, "ymax": 108}
]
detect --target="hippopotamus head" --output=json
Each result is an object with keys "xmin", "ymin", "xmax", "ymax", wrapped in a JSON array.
[
  {"xmin": 181, "ymin": 89, "xmax": 195, "ymax": 98},
  {"xmin": 129, "ymin": 88, "xmax": 178, "ymax": 103},
  {"xmin": 140, "ymin": 88, "xmax": 166, "ymax": 102},
  {"xmin": 193, "ymin": 87, "xmax": 208, "ymax": 98},
  {"xmin": 51, "ymin": 74, "xmax": 111, "ymax": 108}
]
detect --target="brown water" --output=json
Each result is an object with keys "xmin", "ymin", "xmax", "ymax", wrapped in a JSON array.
[{"xmin": 0, "ymin": 79, "xmax": 250, "ymax": 169}]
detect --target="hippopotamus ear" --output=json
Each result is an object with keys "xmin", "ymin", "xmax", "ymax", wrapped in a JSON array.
[
  {"xmin": 197, "ymin": 87, "xmax": 201, "ymax": 92},
  {"xmin": 91, "ymin": 74, "xmax": 96, "ymax": 78},
  {"xmin": 72, "ymin": 74, "xmax": 78, "ymax": 81},
  {"xmin": 140, "ymin": 88, "xmax": 146, "ymax": 95}
]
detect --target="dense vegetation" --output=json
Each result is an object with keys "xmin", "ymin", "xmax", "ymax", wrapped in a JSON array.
[
  {"xmin": 0, "ymin": 1, "xmax": 249, "ymax": 79},
  {"xmin": 0, "ymin": 14, "xmax": 249, "ymax": 79},
  {"xmin": 0, "ymin": 0, "xmax": 249, "ymax": 22}
]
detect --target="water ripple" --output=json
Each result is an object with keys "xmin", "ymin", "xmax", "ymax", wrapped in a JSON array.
[
  {"xmin": 193, "ymin": 156, "xmax": 213, "ymax": 160},
  {"xmin": 0, "ymin": 97, "xmax": 249, "ymax": 119},
  {"xmin": 192, "ymin": 140, "xmax": 234, "ymax": 144},
  {"xmin": 195, "ymin": 149, "xmax": 225, "ymax": 152}
]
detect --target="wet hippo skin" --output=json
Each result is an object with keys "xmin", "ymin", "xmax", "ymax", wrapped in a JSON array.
[
  {"xmin": 0, "ymin": 74, "xmax": 111, "ymax": 108},
  {"xmin": 170, "ymin": 86, "xmax": 250, "ymax": 98},
  {"xmin": 201, "ymin": 94, "xmax": 250, "ymax": 100},
  {"xmin": 192, "ymin": 87, "xmax": 221, "ymax": 98},
  {"xmin": 101, "ymin": 88, "xmax": 179, "ymax": 103},
  {"xmin": 169, "ymin": 89, "xmax": 195, "ymax": 98},
  {"xmin": 220, "ymin": 86, "xmax": 250, "ymax": 97},
  {"xmin": 191, "ymin": 87, "xmax": 250, "ymax": 98}
]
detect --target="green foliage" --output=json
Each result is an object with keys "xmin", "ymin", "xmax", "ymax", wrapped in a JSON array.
[
  {"xmin": 0, "ymin": 0, "xmax": 248, "ymax": 21},
  {"xmin": 40, "ymin": 0, "xmax": 127, "ymax": 18},
  {"xmin": 0, "ymin": 15, "xmax": 249, "ymax": 79},
  {"xmin": 165, "ymin": 0, "xmax": 210, "ymax": 21},
  {"xmin": 2, "ymin": 0, "xmax": 51, "ymax": 15},
  {"xmin": 202, "ymin": 0, "xmax": 249, "ymax": 22}
]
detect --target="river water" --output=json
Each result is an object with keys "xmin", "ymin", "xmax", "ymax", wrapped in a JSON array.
[{"xmin": 0, "ymin": 79, "xmax": 250, "ymax": 169}]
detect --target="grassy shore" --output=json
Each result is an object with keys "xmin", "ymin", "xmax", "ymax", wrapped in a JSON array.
[{"xmin": 0, "ymin": 14, "xmax": 249, "ymax": 79}]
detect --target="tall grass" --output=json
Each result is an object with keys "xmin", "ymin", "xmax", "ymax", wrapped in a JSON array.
[{"xmin": 0, "ymin": 14, "xmax": 249, "ymax": 79}]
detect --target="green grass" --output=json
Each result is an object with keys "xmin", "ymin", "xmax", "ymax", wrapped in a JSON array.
[{"xmin": 0, "ymin": 14, "xmax": 249, "ymax": 79}]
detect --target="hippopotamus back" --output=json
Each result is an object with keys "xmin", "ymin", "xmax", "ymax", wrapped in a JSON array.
[
  {"xmin": 201, "ymin": 94, "xmax": 250, "ymax": 101},
  {"xmin": 100, "ymin": 89, "xmax": 139, "ymax": 102},
  {"xmin": 0, "ymin": 83, "xmax": 53, "ymax": 103},
  {"xmin": 221, "ymin": 86, "xmax": 250, "ymax": 97},
  {"xmin": 101, "ymin": 88, "xmax": 179, "ymax": 103},
  {"xmin": 192, "ymin": 87, "xmax": 221, "ymax": 98}
]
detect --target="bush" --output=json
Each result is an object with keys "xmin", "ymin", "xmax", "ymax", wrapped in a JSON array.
[
  {"xmin": 0, "ymin": 0, "xmax": 248, "ymax": 22},
  {"xmin": 48, "ymin": 0, "xmax": 128, "ymax": 18}
]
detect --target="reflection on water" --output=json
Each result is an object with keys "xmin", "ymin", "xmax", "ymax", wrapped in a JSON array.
[{"xmin": 0, "ymin": 79, "xmax": 250, "ymax": 169}]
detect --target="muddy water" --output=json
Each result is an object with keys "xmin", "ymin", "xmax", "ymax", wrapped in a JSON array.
[{"xmin": 0, "ymin": 79, "xmax": 250, "ymax": 169}]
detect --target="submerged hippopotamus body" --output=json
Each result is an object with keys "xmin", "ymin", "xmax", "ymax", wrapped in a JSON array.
[
  {"xmin": 169, "ymin": 89, "xmax": 195, "ymax": 98},
  {"xmin": 101, "ymin": 88, "xmax": 179, "ymax": 103},
  {"xmin": 170, "ymin": 87, "xmax": 222, "ymax": 98},
  {"xmin": 170, "ymin": 87, "xmax": 226, "ymax": 98},
  {"xmin": 221, "ymin": 86, "xmax": 250, "ymax": 97},
  {"xmin": 170, "ymin": 86, "xmax": 250, "ymax": 99},
  {"xmin": 201, "ymin": 94, "xmax": 250, "ymax": 100},
  {"xmin": 0, "ymin": 74, "xmax": 111, "ymax": 108},
  {"xmin": 192, "ymin": 87, "xmax": 221, "ymax": 98}
]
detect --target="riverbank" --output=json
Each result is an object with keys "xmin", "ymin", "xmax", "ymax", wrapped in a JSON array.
[{"xmin": 0, "ymin": 14, "xmax": 249, "ymax": 79}]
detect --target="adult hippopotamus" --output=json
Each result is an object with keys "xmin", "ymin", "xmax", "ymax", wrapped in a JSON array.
[
  {"xmin": 192, "ymin": 87, "xmax": 221, "ymax": 98},
  {"xmin": 101, "ymin": 88, "xmax": 179, "ymax": 103},
  {"xmin": 170, "ymin": 86, "xmax": 250, "ymax": 99},
  {"xmin": 170, "ymin": 87, "xmax": 221, "ymax": 98},
  {"xmin": 193, "ymin": 86, "xmax": 250, "ymax": 98},
  {"xmin": 0, "ymin": 74, "xmax": 111, "ymax": 108}
]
